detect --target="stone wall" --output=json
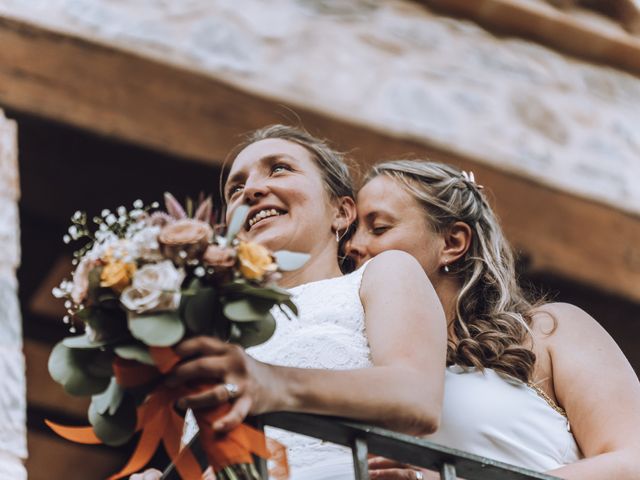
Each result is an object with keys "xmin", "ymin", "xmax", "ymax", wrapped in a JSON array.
[
  {"xmin": 0, "ymin": 0, "xmax": 638, "ymax": 215},
  {"xmin": 0, "ymin": 110, "xmax": 26, "ymax": 478}
]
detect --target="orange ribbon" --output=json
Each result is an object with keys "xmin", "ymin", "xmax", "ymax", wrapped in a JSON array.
[{"xmin": 46, "ymin": 347, "xmax": 277, "ymax": 479}]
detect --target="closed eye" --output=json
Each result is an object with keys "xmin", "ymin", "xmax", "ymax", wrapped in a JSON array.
[{"xmin": 370, "ymin": 226, "xmax": 391, "ymax": 235}]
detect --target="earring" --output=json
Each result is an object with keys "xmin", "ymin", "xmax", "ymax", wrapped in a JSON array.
[
  {"xmin": 443, "ymin": 264, "xmax": 450, "ymax": 273},
  {"xmin": 335, "ymin": 230, "xmax": 341, "ymax": 243}
]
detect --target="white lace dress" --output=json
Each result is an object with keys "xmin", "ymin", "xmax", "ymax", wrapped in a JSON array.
[
  {"xmin": 182, "ymin": 265, "xmax": 372, "ymax": 479},
  {"xmin": 247, "ymin": 265, "xmax": 372, "ymax": 479}
]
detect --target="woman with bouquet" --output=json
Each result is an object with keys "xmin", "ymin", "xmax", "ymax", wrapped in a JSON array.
[
  {"xmin": 135, "ymin": 126, "xmax": 448, "ymax": 479},
  {"xmin": 346, "ymin": 160, "xmax": 640, "ymax": 479}
]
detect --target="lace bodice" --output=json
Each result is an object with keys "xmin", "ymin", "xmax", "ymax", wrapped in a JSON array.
[{"xmin": 247, "ymin": 264, "xmax": 372, "ymax": 477}]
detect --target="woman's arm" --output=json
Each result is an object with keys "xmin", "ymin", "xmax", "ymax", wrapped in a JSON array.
[
  {"xmin": 169, "ymin": 250, "xmax": 447, "ymax": 435},
  {"xmin": 540, "ymin": 303, "xmax": 640, "ymax": 479}
]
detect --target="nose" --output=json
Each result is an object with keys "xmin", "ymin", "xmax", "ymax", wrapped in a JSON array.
[
  {"xmin": 345, "ymin": 231, "xmax": 369, "ymax": 267},
  {"xmin": 242, "ymin": 177, "xmax": 269, "ymax": 204}
]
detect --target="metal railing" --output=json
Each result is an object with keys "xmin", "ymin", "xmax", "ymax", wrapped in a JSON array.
[
  {"xmin": 254, "ymin": 412, "xmax": 561, "ymax": 480},
  {"xmin": 163, "ymin": 412, "xmax": 561, "ymax": 479}
]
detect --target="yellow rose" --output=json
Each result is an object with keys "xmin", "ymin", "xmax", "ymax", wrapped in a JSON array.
[
  {"xmin": 100, "ymin": 260, "xmax": 136, "ymax": 292},
  {"xmin": 237, "ymin": 241, "xmax": 277, "ymax": 281}
]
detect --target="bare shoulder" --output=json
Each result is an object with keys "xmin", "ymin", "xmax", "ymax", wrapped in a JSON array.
[
  {"xmin": 360, "ymin": 251, "xmax": 428, "ymax": 293},
  {"xmin": 531, "ymin": 302, "xmax": 606, "ymax": 343}
]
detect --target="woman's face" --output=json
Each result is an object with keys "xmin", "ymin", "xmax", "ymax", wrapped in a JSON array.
[
  {"xmin": 224, "ymin": 138, "xmax": 336, "ymax": 253},
  {"xmin": 347, "ymin": 175, "xmax": 445, "ymax": 279}
]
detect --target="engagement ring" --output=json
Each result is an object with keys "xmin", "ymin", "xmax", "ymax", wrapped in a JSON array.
[{"xmin": 223, "ymin": 383, "xmax": 240, "ymax": 400}]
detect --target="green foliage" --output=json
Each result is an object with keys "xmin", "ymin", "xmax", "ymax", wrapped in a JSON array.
[
  {"xmin": 273, "ymin": 250, "xmax": 309, "ymax": 271},
  {"xmin": 114, "ymin": 344, "xmax": 155, "ymax": 365},
  {"xmin": 48, "ymin": 342, "xmax": 111, "ymax": 396},
  {"xmin": 88, "ymin": 392, "xmax": 137, "ymax": 446},
  {"xmin": 92, "ymin": 377, "xmax": 125, "ymax": 416},
  {"xmin": 128, "ymin": 311, "xmax": 185, "ymax": 347},
  {"xmin": 225, "ymin": 205, "xmax": 249, "ymax": 242}
]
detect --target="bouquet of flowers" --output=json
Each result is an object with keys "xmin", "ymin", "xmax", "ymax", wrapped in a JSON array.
[{"xmin": 46, "ymin": 193, "xmax": 306, "ymax": 480}]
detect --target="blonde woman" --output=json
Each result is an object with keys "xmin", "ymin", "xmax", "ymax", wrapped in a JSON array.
[
  {"xmin": 347, "ymin": 160, "xmax": 640, "ymax": 479},
  {"xmin": 132, "ymin": 130, "xmax": 447, "ymax": 480}
]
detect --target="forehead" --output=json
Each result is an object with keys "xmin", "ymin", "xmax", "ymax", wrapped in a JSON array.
[
  {"xmin": 357, "ymin": 175, "xmax": 419, "ymax": 211},
  {"xmin": 230, "ymin": 138, "xmax": 314, "ymax": 175}
]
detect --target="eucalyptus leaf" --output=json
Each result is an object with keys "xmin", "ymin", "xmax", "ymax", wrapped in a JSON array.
[
  {"xmin": 114, "ymin": 344, "xmax": 154, "ymax": 365},
  {"xmin": 184, "ymin": 286, "xmax": 219, "ymax": 334},
  {"xmin": 225, "ymin": 205, "xmax": 249, "ymax": 242},
  {"xmin": 78, "ymin": 307, "xmax": 128, "ymax": 343},
  {"xmin": 128, "ymin": 311, "xmax": 185, "ymax": 347},
  {"xmin": 234, "ymin": 314, "xmax": 276, "ymax": 348},
  {"xmin": 283, "ymin": 299, "xmax": 299, "ymax": 317},
  {"xmin": 273, "ymin": 250, "xmax": 310, "ymax": 271},
  {"xmin": 92, "ymin": 377, "xmax": 124, "ymax": 416},
  {"xmin": 48, "ymin": 342, "xmax": 111, "ymax": 396},
  {"xmin": 89, "ymin": 393, "xmax": 137, "ymax": 446},
  {"xmin": 242, "ymin": 286, "xmax": 291, "ymax": 303},
  {"xmin": 62, "ymin": 334, "xmax": 108, "ymax": 349},
  {"xmin": 85, "ymin": 351, "xmax": 114, "ymax": 378},
  {"xmin": 223, "ymin": 298, "xmax": 274, "ymax": 322}
]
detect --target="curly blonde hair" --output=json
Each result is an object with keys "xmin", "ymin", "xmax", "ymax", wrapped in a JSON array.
[{"xmin": 366, "ymin": 160, "xmax": 542, "ymax": 382}]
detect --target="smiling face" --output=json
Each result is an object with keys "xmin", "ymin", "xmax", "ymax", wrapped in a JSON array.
[
  {"xmin": 224, "ymin": 138, "xmax": 338, "ymax": 254},
  {"xmin": 347, "ymin": 175, "xmax": 445, "ymax": 279}
]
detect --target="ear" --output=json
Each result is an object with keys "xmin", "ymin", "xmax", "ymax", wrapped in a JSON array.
[
  {"xmin": 442, "ymin": 221, "xmax": 472, "ymax": 265},
  {"xmin": 332, "ymin": 196, "xmax": 357, "ymax": 233}
]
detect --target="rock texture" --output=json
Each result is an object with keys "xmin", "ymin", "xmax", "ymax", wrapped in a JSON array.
[
  {"xmin": 0, "ymin": 0, "xmax": 638, "ymax": 215},
  {"xmin": 0, "ymin": 110, "xmax": 26, "ymax": 478}
]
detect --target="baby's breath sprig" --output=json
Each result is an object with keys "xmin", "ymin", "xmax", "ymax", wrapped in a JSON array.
[{"xmin": 65, "ymin": 200, "xmax": 160, "ymax": 265}]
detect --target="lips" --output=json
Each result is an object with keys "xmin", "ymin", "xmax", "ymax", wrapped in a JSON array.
[{"xmin": 246, "ymin": 207, "xmax": 287, "ymax": 230}]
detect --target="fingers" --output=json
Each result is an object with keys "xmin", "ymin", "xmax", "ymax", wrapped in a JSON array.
[
  {"xmin": 166, "ymin": 356, "xmax": 227, "ymax": 387},
  {"xmin": 174, "ymin": 336, "xmax": 230, "ymax": 358},
  {"xmin": 369, "ymin": 468, "xmax": 418, "ymax": 480},
  {"xmin": 129, "ymin": 469, "xmax": 162, "ymax": 480},
  {"xmin": 179, "ymin": 383, "xmax": 243, "ymax": 410},
  {"xmin": 369, "ymin": 456, "xmax": 408, "ymax": 470},
  {"xmin": 212, "ymin": 396, "xmax": 252, "ymax": 433}
]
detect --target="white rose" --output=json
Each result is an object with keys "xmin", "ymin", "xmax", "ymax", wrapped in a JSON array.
[{"xmin": 120, "ymin": 260, "xmax": 184, "ymax": 314}]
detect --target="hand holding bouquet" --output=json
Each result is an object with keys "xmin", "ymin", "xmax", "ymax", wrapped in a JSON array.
[{"xmin": 47, "ymin": 193, "xmax": 306, "ymax": 479}]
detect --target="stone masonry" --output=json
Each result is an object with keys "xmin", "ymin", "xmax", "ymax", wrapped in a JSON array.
[
  {"xmin": 0, "ymin": 0, "xmax": 638, "ymax": 215},
  {"xmin": 0, "ymin": 109, "xmax": 26, "ymax": 478}
]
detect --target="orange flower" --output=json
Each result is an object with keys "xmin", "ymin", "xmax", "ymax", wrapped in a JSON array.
[
  {"xmin": 237, "ymin": 241, "xmax": 277, "ymax": 281},
  {"xmin": 100, "ymin": 259, "xmax": 136, "ymax": 292}
]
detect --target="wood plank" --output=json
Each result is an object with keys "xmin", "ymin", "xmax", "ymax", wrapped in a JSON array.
[
  {"xmin": 0, "ymin": 16, "xmax": 638, "ymax": 302},
  {"xmin": 26, "ymin": 430, "xmax": 123, "ymax": 480},
  {"xmin": 423, "ymin": 0, "xmax": 640, "ymax": 77}
]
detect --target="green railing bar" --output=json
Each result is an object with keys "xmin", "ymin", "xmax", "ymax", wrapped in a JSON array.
[
  {"xmin": 352, "ymin": 436, "xmax": 369, "ymax": 479},
  {"xmin": 441, "ymin": 462, "xmax": 457, "ymax": 480},
  {"xmin": 258, "ymin": 412, "xmax": 562, "ymax": 480}
]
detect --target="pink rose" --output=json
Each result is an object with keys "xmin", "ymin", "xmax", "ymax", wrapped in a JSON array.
[
  {"xmin": 202, "ymin": 245, "xmax": 236, "ymax": 269},
  {"xmin": 71, "ymin": 258, "xmax": 96, "ymax": 304},
  {"xmin": 158, "ymin": 219, "xmax": 212, "ymax": 264}
]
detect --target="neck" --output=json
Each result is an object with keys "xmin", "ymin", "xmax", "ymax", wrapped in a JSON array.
[
  {"xmin": 278, "ymin": 240, "xmax": 343, "ymax": 289},
  {"xmin": 433, "ymin": 273, "xmax": 462, "ymax": 327}
]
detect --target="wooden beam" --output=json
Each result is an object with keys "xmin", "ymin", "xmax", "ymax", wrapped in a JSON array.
[
  {"xmin": 0, "ymin": 16, "xmax": 638, "ymax": 302},
  {"xmin": 26, "ymin": 430, "xmax": 123, "ymax": 480},
  {"xmin": 422, "ymin": 0, "xmax": 640, "ymax": 77}
]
